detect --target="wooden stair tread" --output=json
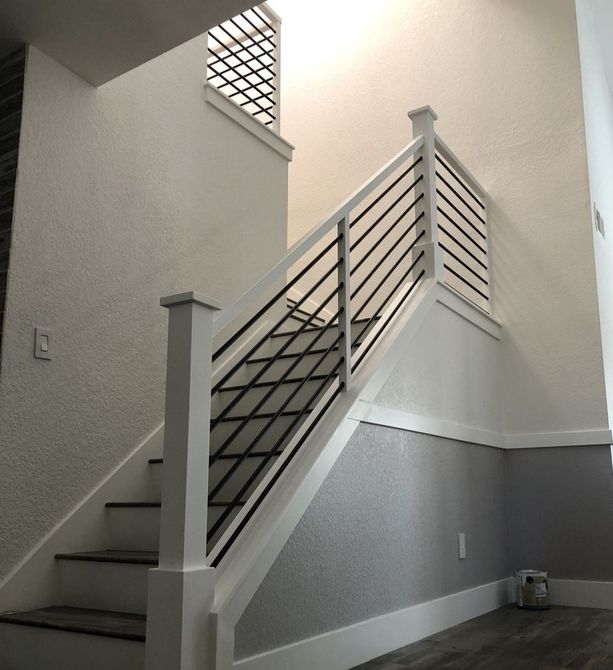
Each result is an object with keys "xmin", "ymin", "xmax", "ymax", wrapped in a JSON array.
[
  {"xmin": 270, "ymin": 315, "xmax": 381, "ymax": 338},
  {"xmin": 247, "ymin": 343, "xmax": 360, "ymax": 364},
  {"xmin": 218, "ymin": 375, "xmax": 328, "ymax": 392},
  {"xmin": 55, "ymin": 550, "xmax": 158, "ymax": 565},
  {"xmin": 150, "ymin": 451, "xmax": 283, "ymax": 465},
  {"xmin": 106, "ymin": 500, "xmax": 245, "ymax": 508},
  {"xmin": 0, "ymin": 606, "xmax": 146, "ymax": 641},
  {"xmin": 214, "ymin": 408, "xmax": 313, "ymax": 423}
]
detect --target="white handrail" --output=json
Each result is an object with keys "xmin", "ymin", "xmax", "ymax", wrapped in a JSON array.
[
  {"xmin": 213, "ymin": 134, "xmax": 425, "ymax": 336},
  {"xmin": 434, "ymin": 133, "xmax": 486, "ymax": 199}
]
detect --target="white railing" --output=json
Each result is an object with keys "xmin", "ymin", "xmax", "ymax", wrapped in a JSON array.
[
  {"xmin": 145, "ymin": 106, "xmax": 491, "ymax": 670},
  {"xmin": 207, "ymin": 3, "xmax": 281, "ymax": 132}
]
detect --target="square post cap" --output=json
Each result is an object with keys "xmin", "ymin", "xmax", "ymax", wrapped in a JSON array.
[
  {"xmin": 160, "ymin": 291, "xmax": 222, "ymax": 310},
  {"xmin": 407, "ymin": 105, "xmax": 438, "ymax": 121}
]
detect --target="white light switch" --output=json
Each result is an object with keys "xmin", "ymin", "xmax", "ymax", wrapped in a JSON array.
[
  {"xmin": 34, "ymin": 327, "xmax": 52, "ymax": 360},
  {"xmin": 458, "ymin": 533, "xmax": 466, "ymax": 560}
]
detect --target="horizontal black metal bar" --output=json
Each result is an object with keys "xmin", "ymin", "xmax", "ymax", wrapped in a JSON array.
[
  {"xmin": 211, "ymin": 262, "xmax": 341, "ymax": 420},
  {"xmin": 207, "ymin": 41, "xmax": 275, "ymax": 103},
  {"xmin": 351, "ymin": 187, "xmax": 423, "ymax": 255},
  {"xmin": 435, "ymin": 171, "xmax": 486, "ymax": 225},
  {"xmin": 436, "ymin": 190, "xmax": 486, "ymax": 240},
  {"xmin": 206, "ymin": 56, "xmax": 275, "ymax": 117},
  {"xmin": 251, "ymin": 6, "xmax": 276, "ymax": 34},
  {"xmin": 352, "ymin": 233, "xmax": 425, "ymax": 320},
  {"xmin": 226, "ymin": 85, "xmax": 274, "ymax": 105},
  {"xmin": 210, "ymin": 29, "xmax": 277, "ymax": 79},
  {"xmin": 439, "ymin": 242, "xmax": 488, "ymax": 285},
  {"xmin": 219, "ymin": 374, "xmax": 330, "ymax": 392},
  {"xmin": 351, "ymin": 250, "xmax": 425, "ymax": 349},
  {"xmin": 352, "ymin": 269, "xmax": 426, "ymax": 372},
  {"xmin": 436, "ymin": 153, "xmax": 485, "ymax": 210},
  {"xmin": 444, "ymin": 264, "xmax": 490, "ymax": 301},
  {"xmin": 208, "ymin": 34, "xmax": 276, "ymax": 98},
  {"xmin": 437, "ymin": 222, "xmax": 488, "ymax": 270},
  {"xmin": 209, "ymin": 292, "xmax": 342, "ymax": 459},
  {"xmin": 350, "ymin": 157, "xmax": 423, "ymax": 229},
  {"xmin": 226, "ymin": 19, "xmax": 276, "ymax": 77},
  {"xmin": 210, "ymin": 382, "xmax": 342, "ymax": 567},
  {"xmin": 207, "ymin": 56, "xmax": 273, "ymax": 81},
  {"xmin": 208, "ymin": 331, "xmax": 343, "ymax": 500},
  {"xmin": 238, "ymin": 11, "xmax": 277, "ymax": 55},
  {"xmin": 212, "ymin": 233, "xmax": 340, "ymax": 365},
  {"xmin": 351, "ymin": 221, "xmax": 423, "ymax": 301},
  {"xmin": 207, "ymin": 357, "xmax": 343, "ymax": 542},
  {"xmin": 351, "ymin": 210, "xmax": 423, "ymax": 278},
  {"xmin": 437, "ymin": 207, "xmax": 487, "ymax": 255}
]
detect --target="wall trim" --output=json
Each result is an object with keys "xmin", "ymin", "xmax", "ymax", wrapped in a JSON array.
[
  {"xmin": 504, "ymin": 429, "xmax": 613, "ymax": 449},
  {"xmin": 234, "ymin": 578, "xmax": 514, "ymax": 670},
  {"xmin": 204, "ymin": 85, "xmax": 294, "ymax": 161},
  {"xmin": 349, "ymin": 401, "xmax": 501, "ymax": 448},
  {"xmin": 348, "ymin": 400, "xmax": 613, "ymax": 450},
  {"xmin": 550, "ymin": 579, "xmax": 613, "ymax": 609}
]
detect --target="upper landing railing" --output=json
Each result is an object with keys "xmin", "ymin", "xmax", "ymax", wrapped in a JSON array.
[{"xmin": 207, "ymin": 3, "xmax": 281, "ymax": 132}]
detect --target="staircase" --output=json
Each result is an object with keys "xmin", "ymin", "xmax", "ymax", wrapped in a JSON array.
[{"xmin": 0, "ymin": 15, "xmax": 491, "ymax": 665}]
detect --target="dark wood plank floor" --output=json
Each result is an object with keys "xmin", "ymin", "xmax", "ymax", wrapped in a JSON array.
[{"xmin": 351, "ymin": 605, "xmax": 613, "ymax": 670}]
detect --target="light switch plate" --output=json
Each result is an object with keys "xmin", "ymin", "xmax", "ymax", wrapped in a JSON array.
[
  {"xmin": 34, "ymin": 327, "xmax": 51, "ymax": 360},
  {"xmin": 458, "ymin": 532, "xmax": 466, "ymax": 559}
]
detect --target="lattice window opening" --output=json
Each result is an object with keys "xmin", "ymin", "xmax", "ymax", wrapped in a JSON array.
[{"xmin": 207, "ymin": 5, "xmax": 279, "ymax": 129}]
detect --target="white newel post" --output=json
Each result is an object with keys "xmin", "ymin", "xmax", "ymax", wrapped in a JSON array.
[
  {"xmin": 407, "ymin": 106, "xmax": 445, "ymax": 281},
  {"xmin": 145, "ymin": 291, "xmax": 222, "ymax": 670},
  {"xmin": 337, "ymin": 215, "xmax": 352, "ymax": 391}
]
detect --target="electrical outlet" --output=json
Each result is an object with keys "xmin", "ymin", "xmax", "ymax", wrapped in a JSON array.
[
  {"xmin": 458, "ymin": 533, "xmax": 466, "ymax": 560},
  {"xmin": 34, "ymin": 327, "xmax": 52, "ymax": 360}
]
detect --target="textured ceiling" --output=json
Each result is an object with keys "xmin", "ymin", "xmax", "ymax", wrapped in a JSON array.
[{"xmin": 0, "ymin": 0, "xmax": 257, "ymax": 85}]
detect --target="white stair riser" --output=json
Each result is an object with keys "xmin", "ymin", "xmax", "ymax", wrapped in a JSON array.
[
  {"xmin": 107, "ymin": 505, "xmax": 241, "ymax": 553},
  {"xmin": 0, "ymin": 624, "xmax": 144, "ymax": 670},
  {"xmin": 212, "ymin": 377, "xmax": 326, "ymax": 417},
  {"xmin": 58, "ymin": 560, "xmax": 150, "ymax": 615},
  {"xmin": 211, "ymin": 414, "xmax": 308, "ymax": 454},
  {"xmin": 150, "ymin": 456, "xmax": 281, "ymax": 502},
  {"xmin": 243, "ymin": 352, "xmax": 339, "ymax": 383},
  {"xmin": 108, "ymin": 507, "xmax": 160, "ymax": 552}
]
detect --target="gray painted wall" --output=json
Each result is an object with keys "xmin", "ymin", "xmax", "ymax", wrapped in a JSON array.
[
  {"xmin": 507, "ymin": 446, "xmax": 613, "ymax": 581},
  {"xmin": 235, "ymin": 425, "xmax": 508, "ymax": 660}
]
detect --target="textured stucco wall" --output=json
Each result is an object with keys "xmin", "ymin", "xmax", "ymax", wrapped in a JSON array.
[
  {"xmin": 374, "ymin": 300, "xmax": 503, "ymax": 435},
  {"xmin": 506, "ymin": 445, "xmax": 613, "ymax": 581},
  {"xmin": 576, "ymin": 0, "xmax": 613, "ymax": 426},
  {"xmin": 235, "ymin": 425, "xmax": 508, "ymax": 659},
  {"xmin": 0, "ymin": 42, "xmax": 289, "ymax": 582},
  {"xmin": 272, "ymin": 0, "xmax": 607, "ymax": 436}
]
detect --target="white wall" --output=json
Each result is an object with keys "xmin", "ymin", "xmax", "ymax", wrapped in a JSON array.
[
  {"xmin": 374, "ymin": 299, "xmax": 502, "ymax": 437},
  {"xmin": 0, "ymin": 41, "xmax": 289, "ymax": 582},
  {"xmin": 576, "ymin": 0, "xmax": 613, "ymax": 426},
  {"xmin": 272, "ymin": 0, "xmax": 609, "ymax": 437}
]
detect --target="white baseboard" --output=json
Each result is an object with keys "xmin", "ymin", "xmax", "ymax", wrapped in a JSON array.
[
  {"xmin": 550, "ymin": 579, "xmax": 613, "ymax": 609},
  {"xmin": 235, "ymin": 577, "xmax": 514, "ymax": 670}
]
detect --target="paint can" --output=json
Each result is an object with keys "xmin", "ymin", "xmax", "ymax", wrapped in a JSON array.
[{"xmin": 516, "ymin": 569, "xmax": 549, "ymax": 610}]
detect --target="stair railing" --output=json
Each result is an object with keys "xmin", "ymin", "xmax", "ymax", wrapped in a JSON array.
[
  {"xmin": 146, "ymin": 106, "xmax": 491, "ymax": 670},
  {"xmin": 207, "ymin": 3, "xmax": 281, "ymax": 132}
]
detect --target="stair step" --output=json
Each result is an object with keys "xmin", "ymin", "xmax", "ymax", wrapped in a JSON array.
[
  {"xmin": 247, "ymin": 344, "xmax": 358, "ymax": 364},
  {"xmin": 0, "ymin": 606, "xmax": 146, "ymax": 641},
  {"xmin": 218, "ymin": 375, "xmax": 329, "ymax": 391},
  {"xmin": 55, "ymin": 552, "xmax": 155, "ymax": 615},
  {"xmin": 270, "ymin": 315, "xmax": 380, "ymax": 338},
  {"xmin": 213, "ymin": 408, "xmax": 312, "ymax": 424},
  {"xmin": 105, "ymin": 500, "xmax": 245, "ymax": 508},
  {"xmin": 150, "ymin": 451, "xmax": 283, "ymax": 465},
  {"xmin": 55, "ymin": 550, "xmax": 158, "ymax": 565}
]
